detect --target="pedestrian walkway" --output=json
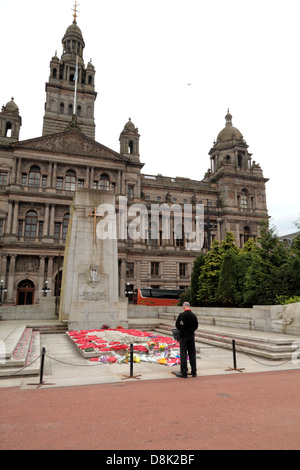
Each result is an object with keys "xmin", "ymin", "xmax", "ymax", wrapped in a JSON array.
[
  {"xmin": 1, "ymin": 320, "xmax": 300, "ymax": 450},
  {"xmin": 0, "ymin": 320, "xmax": 299, "ymax": 390}
]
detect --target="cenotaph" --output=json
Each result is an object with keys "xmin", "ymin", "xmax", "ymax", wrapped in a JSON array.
[{"xmin": 59, "ymin": 189, "xmax": 128, "ymax": 330}]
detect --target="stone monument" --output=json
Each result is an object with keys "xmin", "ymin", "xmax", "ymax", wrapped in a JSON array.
[{"xmin": 59, "ymin": 189, "xmax": 128, "ymax": 330}]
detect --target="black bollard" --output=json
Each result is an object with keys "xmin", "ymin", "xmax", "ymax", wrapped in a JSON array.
[
  {"xmin": 226, "ymin": 339, "xmax": 244, "ymax": 372},
  {"xmin": 28, "ymin": 346, "xmax": 54, "ymax": 387},
  {"xmin": 129, "ymin": 343, "xmax": 133, "ymax": 377},
  {"xmin": 121, "ymin": 343, "xmax": 141, "ymax": 380},
  {"xmin": 40, "ymin": 347, "xmax": 46, "ymax": 385},
  {"xmin": 232, "ymin": 339, "xmax": 237, "ymax": 370}
]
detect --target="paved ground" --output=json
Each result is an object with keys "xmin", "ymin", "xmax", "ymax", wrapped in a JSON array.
[
  {"xmin": 1, "ymin": 370, "xmax": 300, "ymax": 451},
  {"xmin": 1, "ymin": 326, "xmax": 300, "ymax": 451}
]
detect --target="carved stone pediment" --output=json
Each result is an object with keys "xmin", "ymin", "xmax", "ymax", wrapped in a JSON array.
[{"xmin": 13, "ymin": 129, "xmax": 128, "ymax": 162}]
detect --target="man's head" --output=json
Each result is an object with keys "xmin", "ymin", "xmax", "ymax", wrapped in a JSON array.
[{"xmin": 183, "ymin": 301, "xmax": 191, "ymax": 311}]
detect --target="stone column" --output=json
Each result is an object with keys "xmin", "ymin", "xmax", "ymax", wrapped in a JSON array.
[
  {"xmin": 11, "ymin": 201, "xmax": 19, "ymax": 236},
  {"xmin": 7, "ymin": 255, "xmax": 16, "ymax": 303},
  {"xmin": 49, "ymin": 204, "xmax": 55, "ymax": 237},
  {"xmin": 52, "ymin": 162, "xmax": 57, "ymax": 187},
  {"xmin": 38, "ymin": 256, "xmax": 45, "ymax": 301},
  {"xmin": 43, "ymin": 203, "xmax": 50, "ymax": 237},
  {"xmin": 90, "ymin": 167, "xmax": 94, "ymax": 188},
  {"xmin": 85, "ymin": 166, "xmax": 90, "ymax": 188},
  {"xmin": 16, "ymin": 157, "xmax": 22, "ymax": 185},
  {"xmin": 47, "ymin": 256, "xmax": 53, "ymax": 293},
  {"xmin": 47, "ymin": 162, "xmax": 52, "ymax": 188},
  {"xmin": 1, "ymin": 255, "xmax": 7, "ymax": 283},
  {"xmin": 5, "ymin": 201, "xmax": 12, "ymax": 234},
  {"xmin": 120, "ymin": 258, "xmax": 126, "ymax": 298}
]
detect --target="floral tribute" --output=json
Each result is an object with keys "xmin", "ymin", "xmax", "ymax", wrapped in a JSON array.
[{"xmin": 66, "ymin": 326, "xmax": 180, "ymax": 366}]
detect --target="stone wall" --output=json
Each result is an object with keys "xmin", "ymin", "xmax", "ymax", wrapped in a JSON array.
[
  {"xmin": 128, "ymin": 302, "xmax": 300, "ymax": 335},
  {"xmin": 0, "ymin": 297, "xmax": 57, "ymax": 321}
]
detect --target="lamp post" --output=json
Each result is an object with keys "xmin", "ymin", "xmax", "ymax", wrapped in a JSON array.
[
  {"xmin": 206, "ymin": 198, "xmax": 222, "ymax": 251},
  {"xmin": 42, "ymin": 280, "xmax": 51, "ymax": 297},
  {"xmin": 0, "ymin": 279, "xmax": 7, "ymax": 306}
]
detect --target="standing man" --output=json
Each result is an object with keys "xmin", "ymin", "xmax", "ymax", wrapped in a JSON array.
[{"xmin": 174, "ymin": 302, "xmax": 198, "ymax": 378}]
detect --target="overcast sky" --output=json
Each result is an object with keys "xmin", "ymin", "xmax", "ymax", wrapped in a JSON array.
[{"xmin": 1, "ymin": 0, "xmax": 299, "ymax": 236}]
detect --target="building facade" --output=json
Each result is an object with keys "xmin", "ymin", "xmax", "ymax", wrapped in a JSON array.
[{"xmin": 0, "ymin": 15, "xmax": 268, "ymax": 308}]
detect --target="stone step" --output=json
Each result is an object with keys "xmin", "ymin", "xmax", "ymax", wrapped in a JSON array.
[
  {"xmin": 0, "ymin": 325, "xmax": 27, "ymax": 359},
  {"xmin": 127, "ymin": 319, "xmax": 161, "ymax": 331},
  {"xmin": 158, "ymin": 312, "xmax": 255, "ymax": 330},
  {"xmin": 155, "ymin": 323, "xmax": 299, "ymax": 361},
  {"xmin": 32, "ymin": 323, "xmax": 68, "ymax": 334},
  {"xmin": 0, "ymin": 327, "xmax": 41, "ymax": 377}
]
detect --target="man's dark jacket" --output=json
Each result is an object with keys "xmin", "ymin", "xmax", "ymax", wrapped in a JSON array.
[{"xmin": 175, "ymin": 309, "xmax": 198, "ymax": 338}]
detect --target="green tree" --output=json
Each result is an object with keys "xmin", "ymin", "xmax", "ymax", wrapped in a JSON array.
[
  {"xmin": 190, "ymin": 254, "xmax": 205, "ymax": 306},
  {"xmin": 216, "ymin": 248, "xmax": 239, "ymax": 305},
  {"xmin": 243, "ymin": 251, "xmax": 276, "ymax": 305},
  {"xmin": 216, "ymin": 232, "xmax": 239, "ymax": 305},
  {"xmin": 197, "ymin": 239, "xmax": 222, "ymax": 306},
  {"xmin": 197, "ymin": 232, "xmax": 238, "ymax": 306}
]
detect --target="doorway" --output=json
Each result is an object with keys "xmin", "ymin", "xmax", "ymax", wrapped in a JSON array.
[{"xmin": 17, "ymin": 280, "xmax": 35, "ymax": 305}]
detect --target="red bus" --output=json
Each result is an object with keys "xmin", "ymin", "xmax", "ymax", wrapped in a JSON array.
[{"xmin": 133, "ymin": 288, "xmax": 185, "ymax": 306}]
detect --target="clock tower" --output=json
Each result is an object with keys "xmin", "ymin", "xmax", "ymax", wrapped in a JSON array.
[{"xmin": 42, "ymin": 2, "xmax": 97, "ymax": 139}]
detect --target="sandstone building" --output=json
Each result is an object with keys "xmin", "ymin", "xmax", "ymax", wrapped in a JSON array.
[{"xmin": 0, "ymin": 14, "xmax": 268, "ymax": 309}]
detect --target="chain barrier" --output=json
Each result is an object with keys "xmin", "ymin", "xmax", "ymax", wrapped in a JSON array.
[
  {"xmin": 0, "ymin": 338, "xmax": 298, "ymax": 381},
  {"xmin": 0, "ymin": 347, "xmax": 108, "ymax": 380},
  {"xmin": 0, "ymin": 354, "xmax": 42, "ymax": 378},
  {"xmin": 235, "ymin": 341, "xmax": 292, "ymax": 367}
]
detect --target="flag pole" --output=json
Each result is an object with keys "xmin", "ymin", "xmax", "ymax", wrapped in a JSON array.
[{"xmin": 73, "ymin": 54, "xmax": 78, "ymax": 114}]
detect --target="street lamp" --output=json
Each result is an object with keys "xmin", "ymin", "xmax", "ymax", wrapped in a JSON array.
[
  {"xmin": 0, "ymin": 279, "xmax": 7, "ymax": 306},
  {"xmin": 41, "ymin": 280, "xmax": 51, "ymax": 297},
  {"xmin": 206, "ymin": 198, "xmax": 222, "ymax": 251}
]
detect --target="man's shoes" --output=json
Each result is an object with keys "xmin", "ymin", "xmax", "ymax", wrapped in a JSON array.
[
  {"xmin": 192, "ymin": 373, "xmax": 197, "ymax": 377},
  {"xmin": 172, "ymin": 371, "xmax": 188, "ymax": 378}
]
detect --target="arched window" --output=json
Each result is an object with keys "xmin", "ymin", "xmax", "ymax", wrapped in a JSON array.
[
  {"xmin": 241, "ymin": 189, "xmax": 248, "ymax": 209},
  {"xmin": 60, "ymin": 102, "xmax": 64, "ymax": 114},
  {"xmin": 65, "ymin": 170, "xmax": 76, "ymax": 191},
  {"xmin": 128, "ymin": 140, "xmax": 134, "ymax": 154},
  {"xmin": 53, "ymin": 68, "xmax": 57, "ymax": 78},
  {"xmin": 62, "ymin": 213, "xmax": 70, "ymax": 241},
  {"xmin": 68, "ymin": 104, "xmax": 73, "ymax": 116},
  {"xmin": 99, "ymin": 173, "xmax": 110, "ymax": 191},
  {"xmin": 88, "ymin": 75, "xmax": 93, "ymax": 85},
  {"xmin": 238, "ymin": 154, "xmax": 243, "ymax": 168},
  {"xmin": 77, "ymin": 105, "xmax": 81, "ymax": 117},
  {"xmin": 5, "ymin": 122, "xmax": 12, "ymax": 137},
  {"xmin": 28, "ymin": 166, "xmax": 41, "ymax": 187},
  {"xmin": 25, "ymin": 210, "xmax": 37, "ymax": 240}
]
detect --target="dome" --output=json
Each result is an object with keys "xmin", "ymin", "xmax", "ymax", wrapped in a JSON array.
[
  {"xmin": 4, "ymin": 98, "xmax": 19, "ymax": 113},
  {"xmin": 62, "ymin": 20, "xmax": 85, "ymax": 58},
  {"xmin": 216, "ymin": 110, "xmax": 245, "ymax": 144},
  {"xmin": 124, "ymin": 118, "xmax": 136, "ymax": 131},
  {"xmin": 65, "ymin": 22, "xmax": 83, "ymax": 38}
]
